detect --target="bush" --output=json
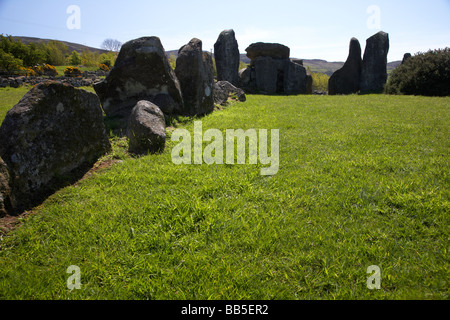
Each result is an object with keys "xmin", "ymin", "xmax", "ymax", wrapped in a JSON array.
[
  {"xmin": 33, "ymin": 65, "xmax": 44, "ymax": 76},
  {"xmin": 69, "ymin": 51, "xmax": 82, "ymax": 66},
  {"xmin": 19, "ymin": 67, "xmax": 36, "ymax": 77},
  {"xmin": 99, "ymin": 52, "xmax": 117, "ymax": 68},
  {"xmin": 0, "ymin": 48, "xmax": 23, "ymax": 74},
  {"xmin": 43, "ymin": 64, "xmax": 58, "ymax": 76},
  {"xmin": 98, "ymin": 63, "xmax": 110, "ymax": 72},
  {"xmin": 311, "ymin": 72, "xmax": 330, "ymax": 92},
  {"xmin": 385, "ymin": 48, "xmax": 450, "ymax": 96},
  {"xmin": 64, "ymin": 66, "xmax": 82, "ymax": 77}
]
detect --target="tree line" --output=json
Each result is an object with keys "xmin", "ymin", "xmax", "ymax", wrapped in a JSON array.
[{"xmin": 0, "ymin": 34, "xmax": 119, "ymax": 74}]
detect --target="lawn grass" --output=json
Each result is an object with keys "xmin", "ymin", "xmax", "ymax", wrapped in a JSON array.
[
  {"xmin": 0, "ymin": 86, "xmax": 30, "ymax": 121},
  {"xmin": 54, "ymin": 65, "xmax": 99, "ymax": 76},
  {"xmin": 0, "ymin": 88, "xmax": 449, "ymax": 300}
]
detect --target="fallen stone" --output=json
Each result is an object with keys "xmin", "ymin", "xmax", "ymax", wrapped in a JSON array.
[
  {"xmin": 127, "ymin": 100, "xmax": 166, "ymax": 155},
  {"xmin": 213, "ymin": 81, "xmax": 246, "ymax": 105},
  {"xmin": 0, "ymin": 81, "xmax": 111, "ymax": 213}
]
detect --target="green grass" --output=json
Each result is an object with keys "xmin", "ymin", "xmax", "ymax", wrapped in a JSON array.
[
  {"xmin": 0, "ymin": 88, "xmax": 449, "ymax": 300},
  {"xmin": 0, "ymin": 86, "xmax": 30, "ymax": 121},
  {"xmin": 54, "ymin": 65, "xmax": 100, "ymax": 76}
]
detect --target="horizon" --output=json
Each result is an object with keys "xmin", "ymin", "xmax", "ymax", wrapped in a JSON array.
[{"xmin": 1, "ymin": 0, "xmax": 449, "ymax": 62}]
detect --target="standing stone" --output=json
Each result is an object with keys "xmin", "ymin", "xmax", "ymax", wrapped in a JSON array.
[
  {"xmin": 127, "ymin": 100, "xmax": 166, "ymax": 155},
  {"xmin": 402, "ymin": 53, "xmax": 412, "ymax": 64},
  {"xmin": 0, "ymin": 157, "xmax": 10, "ymax": 216},
  {"xmin": 254, "ymin": 56, "xmax": 278, "ymax": 94},
  {"xmin": 306, "ymin": 70, "xmax": 313, "ymax": 94},
  {"xmin": 328, "ymin": 37, "xmax": 362, "ymax": 95},
  {"xmin": 94, "ymin": 37, "xmax": 184, "ymax": 128},
  {"xmin": 214, "ymin": 29, "xmax": 240, "ymax": 86},
  {"xmin": 0, "ymin": 81, "xmax": 111, "ymax": 213},
  {"xmin": 360, "ymin": 31, "xmax": 390, "ymax": 94},
  {"xmin": 283, "ymin": 60, "xmax": 308, "ymax": 94},
  {"xmin": 175, "ymin": 38, "xmax": 215, "ymax": 116}
]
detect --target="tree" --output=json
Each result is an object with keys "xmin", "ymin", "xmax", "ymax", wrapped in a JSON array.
[
  {"xmin": 99, "ymin": 51, "xmax": 117, "ymax": 68},
  {"xmin": 69, "ymin": 51, "xmax": 82, "ymax": 66},
  {"xmin": 0, "ymin": 49, "xmax": 23, "ymax": 74},
  {"xmin": 308, "ymin": 67, "xmax": 330, "ymax": 92},
  {"xmin": 385, "ymin": 48, "xmax": 450, "ymax": 96},
  {"xmin": 45, "ymin": 41, "xmax": 69, "ymax": 66},
  {"xmin": 101, "ymin": 38, "xmax": 122, "ymax": 52},
  {"xmin": 80, "ymin": 49, "xmax": 99, "ymax": 67},
  {"xmin": 24, "ymin": 43, "xmax": 46, "ymax": 66}
]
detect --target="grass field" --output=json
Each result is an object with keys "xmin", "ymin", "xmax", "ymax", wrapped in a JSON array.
[
  {"xmin": 0, "ymin": 87, "xmax": 449, "ymax": 300},
  {"xmin": 54, "ymin": 65, "xmax": 100, "ymax": 76}
]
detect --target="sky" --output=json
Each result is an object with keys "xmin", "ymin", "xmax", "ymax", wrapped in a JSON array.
[{"xmin": 0, "ymin": 0, "xmax": 449, "ymax": 62}]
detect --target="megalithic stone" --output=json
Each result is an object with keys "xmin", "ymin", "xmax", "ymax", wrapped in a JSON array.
[
  {"xmin": 328, "ymin": 37, "xmax": 362, "ymax": 95},
  {"xmin": 360, "ymin": 31, "xmax": 390, "ymax": 94},
  {"xmin": 94, "ymin": 36, "xmax": 184, "ymax": 128},
  {"xmin": 214, "ymin": 29, "xmax": 240, "ymax": 86},
  {"xmin": 175, "ymin": 38, "xmax": 215, "ymax": 116}
]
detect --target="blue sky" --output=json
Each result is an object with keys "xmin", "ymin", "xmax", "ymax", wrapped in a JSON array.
[{"xmin": 0, "ymin": 0, "xmax": 449, "ymax": 62}]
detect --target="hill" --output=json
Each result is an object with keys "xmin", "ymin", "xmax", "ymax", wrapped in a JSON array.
[{"xmin": 12, "ymin": 36, "xmax": 109, "ymax": 55}]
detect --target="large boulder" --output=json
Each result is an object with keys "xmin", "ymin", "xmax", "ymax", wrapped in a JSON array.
[
  {"xmin": 0, "ymin": 81, "xmax": 111, "ymax": 213},
  {"xmin": 246, "ymin": 42, "xmax": 290, "ymax": 61},
  {"xmin": 127, "ymin": 100, "xmax": 166, "ymax": 155},
  {"xmin": 94, "ymin": 37, "xmax": 184, "ymax": 128},
  {"xmin": 360, "ymin": 31, "xmax": 390, "ymax": 94},
  {"xmin": 328, "ymin": 37, "xmax": 362, "ymax": 95},
  {"xmin": 0, "ymin": 157, "xmax": 10, "ymax": 216},
  {"xmin": 214, "ymin": 29, "xmax": 240, "ymax": 86},
  {"xmin": 213, "ymin": 81, "xmax": 246, "ymax": 105},
  {"xmin": 175, "ymin": 38, "xmax": 215, "ymax": 116}
]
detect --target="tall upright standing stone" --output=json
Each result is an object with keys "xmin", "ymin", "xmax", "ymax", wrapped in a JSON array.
[
  {"xmin": 328, "ymin": 37, "xmax": 362, "ymax": 95},
  {"xmin": 214, "ymin": 29, "xmax": 240, "ymax": 86},
  {"xmin": 175, "ymin": 38, "xmax": 215, "ymax": 116},
  {"xmin": 360, "ymin": 31, "xmax": 390, "ymax": 94}
]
